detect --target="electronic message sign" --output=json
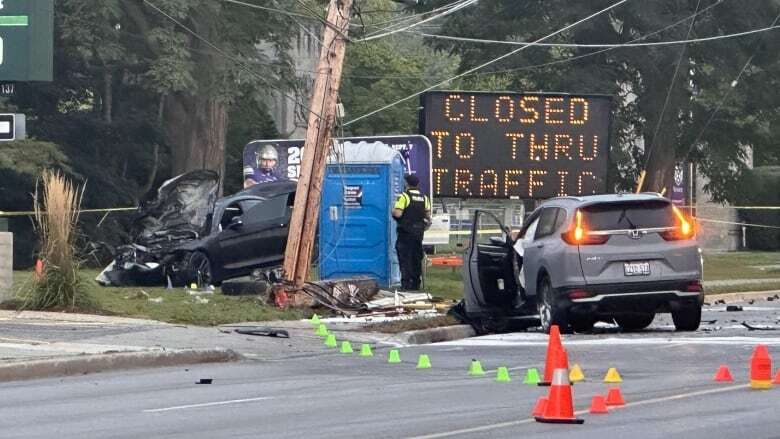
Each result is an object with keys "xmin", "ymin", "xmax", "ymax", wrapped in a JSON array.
[
  {"xmin": 0, "ymin": 0, "xmax": 53, "ymax": 81},
  {"xmin": 420, "ymin": 91, "xmax": 612, "ymax": 199}
]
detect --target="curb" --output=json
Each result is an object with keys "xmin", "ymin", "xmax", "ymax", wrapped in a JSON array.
[
  {"xmin": 0, "ymin": 348, "xmax": 242, "ymax": 382},
  {"xmin": 706, "ymin": 289, "xmax": 780, "ymax": 304},
  {"xmin": 392, "ymin": 324, "xmax": 476, "ymax": 345}
]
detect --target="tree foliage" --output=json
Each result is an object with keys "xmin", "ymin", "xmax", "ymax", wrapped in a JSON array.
[
  {"xmin": 414, "ymin": 0, "xmax": 780, "ymax": 196},
  {"xmin": 1, "ymin": 0, "xmax": 300, "ymax": 267}
]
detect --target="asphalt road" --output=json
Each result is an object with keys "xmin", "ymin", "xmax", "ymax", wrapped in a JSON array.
[{"xmin": 1, "ymin": 301, "xmax": 780, "ymax": 439}]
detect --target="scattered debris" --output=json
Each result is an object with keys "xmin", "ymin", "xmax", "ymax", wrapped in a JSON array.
[
  {"xmin": 193, "ymin": 296, "xmax": 209, "ymax": 304},
  {"xmin": 714, "ymin": 299, "xmax": 726, "ymax": 305},
  {"xmin": 726, "ymin": 305, "xmax": 743, "ymax": 312},
  {"xmin": 233, "ymin": 327, "xmax": 290, "ymax": 338},
  {"xmin": 702, "ymin": 319, "xmax": 718, "ymax": 325},
  {"xmin": 742, "ymin": 322, "xmax": 780, "ymax": 331},
  {"xmin": 148, "ymin": 297, "xmax": 163, "ymax": 303},
  {"xmin": 187, "ymin": 285, "xmax": 215, "ymax": 295},
  {"xmin": 196, "ymin": 378, "xmax": 213, "ymax": 385},
  {"xmin": 292, "ymin": 278, "xmax": 381, "ymax": 313},
  {"xmin": 748, "ymin": 299, "xmax": 755, "ymax": 305},
  {"xmin": 124, "ymin": 290, "xmax": 150, "ymax": 300}
]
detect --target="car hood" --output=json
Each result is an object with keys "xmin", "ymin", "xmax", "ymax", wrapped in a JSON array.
[{"xmin": 133, "ymin": 170, "xmax": 220, "ymax": 244}]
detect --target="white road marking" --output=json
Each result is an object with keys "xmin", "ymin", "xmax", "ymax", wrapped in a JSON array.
[
  {"xmin": 143, "ymin": 396, "xmax": 274, "ymax": 413},
  {"xmin": 405, "ymin": 384, "xmax": 747, "ymax": 439},
  {"xmin": 437, "ymin": 334, "xmax": 780, "ymax": 347}
]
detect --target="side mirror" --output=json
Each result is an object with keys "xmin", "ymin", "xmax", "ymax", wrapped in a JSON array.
[{"xmin": 228, "ymin": 216, "xmax": 243, "ymax": 229}]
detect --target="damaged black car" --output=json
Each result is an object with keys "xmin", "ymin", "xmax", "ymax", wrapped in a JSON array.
[{"xmin": 97, "ymin": 170, "xmax": 296, "ymax": 287}]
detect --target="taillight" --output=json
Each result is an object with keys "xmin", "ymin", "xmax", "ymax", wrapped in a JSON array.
[
  {"xmin": 686, "ymin": 281, "xmax": 703, "ymax": 292},
  {"xmin": 561, "ymin": 210, "xmax": 610, "ymax": 245},
  {"xmin": 568, "ymin": 289, "xmax": 593, "ymax": 299},
  {"xmin": 661, "ymin": 206, "xmax": 695, "ymax": 241}
]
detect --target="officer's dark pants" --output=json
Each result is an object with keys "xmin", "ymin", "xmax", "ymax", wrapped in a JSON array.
[{"xmin": 396, "ymin": 232, "xmax": 423, "ymax": 290}]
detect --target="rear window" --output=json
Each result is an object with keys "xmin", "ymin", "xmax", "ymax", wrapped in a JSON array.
[{"xmin": 582, "ymin": 200, "xmax": 675, "ymax": 231}]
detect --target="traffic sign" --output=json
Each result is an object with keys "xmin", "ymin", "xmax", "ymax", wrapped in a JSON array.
[
  {"xmin": 0, "ymin": 0, "xmax": 53, "ymax": 81},
  {"xmin": 0, "ymin": 113, "xmax": 15, "ymax": 141}
]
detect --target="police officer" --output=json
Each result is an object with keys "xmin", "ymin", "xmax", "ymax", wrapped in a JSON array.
[
  {"xmin": 244, "ymin": 144, "xmax": 282, "ymax": 188},
  {"xmin": 392, "ymin": 174, "xmax": 431, "ymax": 291}
]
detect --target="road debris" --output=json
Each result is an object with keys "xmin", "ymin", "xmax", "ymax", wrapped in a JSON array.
[
  {"xmin": 233, "ymin": 327, "xmax": 290, "ymax": 338},
  {"xmin": 726, "ymin": 305, "xmax": 743, "ymax": 312},
  {"xmin": 196, "ymin": 378, "xmax": 213, "ymax": 385},
  {"xmin": 742, "ymin": 322, "xmax": 780, "ymax": 331}
]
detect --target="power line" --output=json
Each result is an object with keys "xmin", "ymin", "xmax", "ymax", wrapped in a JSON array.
[
  {"xmin": 643, "ymin": 0, "xmax": 703, "ymax": 172},
  {"xmin": 684, "ymin": 10, "xmax": 780, "ymax": 160},
  {"xmin": 343, "ymin": 0, "xmax": 632, "ymax": 127},
  {"xmin": 445, "ymin": 0, "xmax": 727, "ymax": 79},
  {"xmin": 409, "ymin": 25, "xmax": 780, "ymax": 48},
  {"xmin": 221, "ymin": 0, "xmax": 318, "ymax": 20},
  {"xmin": 357, "ymin": 0, "xmax": 473, "ymax": 34},
  {"xmin": 355, "ymin": 0, "xmax": 477, "ymax": 42},
  {"xmin": 143, "ymin": 0, "xmax": 324, "ymax": 121}
]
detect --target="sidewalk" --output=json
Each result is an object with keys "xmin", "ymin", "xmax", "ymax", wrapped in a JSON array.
[{"xmin": 0, "ymin": 310, "xmax": 401, "ymax": 381}]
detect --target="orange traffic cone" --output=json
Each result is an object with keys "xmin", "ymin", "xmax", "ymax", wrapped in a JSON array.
[
  {"xmin": 541, "ymin": 325, "xmax": 565, "ymax": 386},
  {"xmin": 589, "ymin": 395, "xmax": 609, "ymax": 414},
  {"xmin": 714, "ymin": 365, "xmax": 733, "ymax": 382},
  {"xmin": 605, "ymin": 387, "xmax": 625, "ymax": 406},
  {"xmin": 772, "ymin": 369, "xmax": 780, "ymax": 385},
  {"xmin": 531, "ymin": 396, "xmax": 548, "ymax": 417},
  {"xmin": 535, "ymin": 368, "xmax": 584, "ymax": 424},
  {"xmin": 750, "ymin": 344, "xmax": 773, "ymax": 389}
]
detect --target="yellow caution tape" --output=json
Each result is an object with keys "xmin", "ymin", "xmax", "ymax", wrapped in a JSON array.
[{"xmin": 0, "ymin": 207, "xmax": 137, "ymax": 217}]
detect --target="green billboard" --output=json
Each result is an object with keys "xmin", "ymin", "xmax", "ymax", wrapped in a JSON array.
[{"xmin": 0, "ymin": 0, "xmax": 53, "ymax": 81}]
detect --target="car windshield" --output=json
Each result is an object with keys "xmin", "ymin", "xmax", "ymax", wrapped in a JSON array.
[{"xmin": 582, "ymin": 200, "xmax": 675, "ymax": 231}]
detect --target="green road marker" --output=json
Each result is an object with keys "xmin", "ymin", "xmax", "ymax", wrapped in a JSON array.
[{"xmin": 468, "ymin": 359, "xmax": 486, "ymax": 376}]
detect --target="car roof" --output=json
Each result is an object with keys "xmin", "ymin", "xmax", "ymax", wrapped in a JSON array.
[
  {"xmin": 227, "ymin": 180, "xmax": 297, "ymax": 200},
  {"xmin": 540, "ymin": 192, "xmax": 668, "ymax": 208}
]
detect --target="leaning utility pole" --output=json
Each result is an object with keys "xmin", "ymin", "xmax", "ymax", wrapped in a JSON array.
[{"xmin": 283, "ymin": 0, "xmax": 353, "ymax": 288}]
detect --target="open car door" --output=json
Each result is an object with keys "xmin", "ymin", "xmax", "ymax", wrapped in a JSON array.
[{"xmin": 464, "ymin": 211, "xmax": 520, "ymax": 319}]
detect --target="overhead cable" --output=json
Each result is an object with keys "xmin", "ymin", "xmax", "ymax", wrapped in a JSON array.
[
  {"xmin": 343, "ymin": 0, "xmax": 632, "ymax": 126},
  {"xmin": 355, "ymin": 0, "xmax": 477, "ymax": 42},
  {"xmin": 410, "ymin": 25, "xmax": 780, "ymax": 48}
]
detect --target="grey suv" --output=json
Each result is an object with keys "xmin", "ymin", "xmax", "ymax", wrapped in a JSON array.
[{"xmin": 463, "ymin": 193, "xmax": 703, "ymax": 333}]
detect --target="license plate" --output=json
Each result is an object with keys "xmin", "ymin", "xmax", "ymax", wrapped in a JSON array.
[{"xmin": 624, "ymin": 261, "xmax": 650, "ymax": 276}]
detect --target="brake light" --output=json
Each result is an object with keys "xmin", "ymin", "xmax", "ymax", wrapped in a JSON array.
[
  {"xmin": 568, "ymin": 289, "xmax": 593, "ymax": 299},
  {"xmin": 561, "ymin": 210, "xmax": 609, "ymax": 245},
  {"xmin": 686, "ymin": 281, "xmax": 703, "ymax": 292},
  {"xmin": 661, "ymin": 206, "xmax": 695, "ymax": 241}
]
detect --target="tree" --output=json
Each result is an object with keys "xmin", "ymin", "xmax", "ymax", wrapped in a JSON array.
[
  {"xmin": 413, "ymin": 0, "xmax": 780, "ymax": 195},
  {"xmin": 341, "ymin": 0, "xmax": 459, "ymax": 135}
]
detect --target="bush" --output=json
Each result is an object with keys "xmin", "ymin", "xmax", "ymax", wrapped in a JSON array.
[{"xmin": 23, "ymin": 170, "xmax": 92, "ymax": 310}]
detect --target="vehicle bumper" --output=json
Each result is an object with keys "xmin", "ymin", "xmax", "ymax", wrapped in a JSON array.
[{"xmin": 560, "ymin": 281, "xmax": 704, "ymax": 314}]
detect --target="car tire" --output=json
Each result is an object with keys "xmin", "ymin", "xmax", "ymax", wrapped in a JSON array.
[
  {"xmin": 186, "ymin": 251, "xmax": 214, "ymax": 287},
  {"xmin": 615, "ymin": 313, "xmax": 655, "ymax": 331},
  {"xmin": 537, "ymin": 277, "xmax": 570, "ymax": 334},
  {"xmin": 672, "ymin": 305, "xmax": 701, "ymax": 331}
]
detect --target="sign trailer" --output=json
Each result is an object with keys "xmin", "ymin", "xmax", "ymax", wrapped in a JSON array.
[{"xmin": 420, "ymin": 91, "xmax": 612, "ymax": 199}]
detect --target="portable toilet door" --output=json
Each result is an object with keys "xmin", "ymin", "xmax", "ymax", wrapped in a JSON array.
[{"xmin": 319, "ymin": 143, "xmax": 404, "ymax": 288}]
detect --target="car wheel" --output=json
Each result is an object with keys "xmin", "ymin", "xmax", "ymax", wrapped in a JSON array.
[
  {"xmin": 672, "ymin": 305, "xmax": 701, "ymax": 331},
  {"xmin": 186, "ymin": 251, "xmax": 213, "ymax": 287},
  {"xmin": 537, "ymin": 277, "xmax": 570, "ymax": 333},
  {"xmin": 615, "ymin": 313, "xmax": 655, "ymax": 331}
]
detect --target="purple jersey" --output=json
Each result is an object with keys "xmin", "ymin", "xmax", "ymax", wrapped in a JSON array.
[{"xmin": 244, "ymin": 166, "xmax": 281, "ymax": 184}]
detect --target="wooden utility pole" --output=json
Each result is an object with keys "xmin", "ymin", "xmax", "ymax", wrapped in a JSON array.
[{"xmin": 283, "ymin": 0, "xmax": 353, "ymax": 288}]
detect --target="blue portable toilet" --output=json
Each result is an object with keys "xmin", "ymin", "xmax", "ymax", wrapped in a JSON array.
[{"xmin": 319, "ymin": 142, "xmax": 405, "ymax": 288}]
